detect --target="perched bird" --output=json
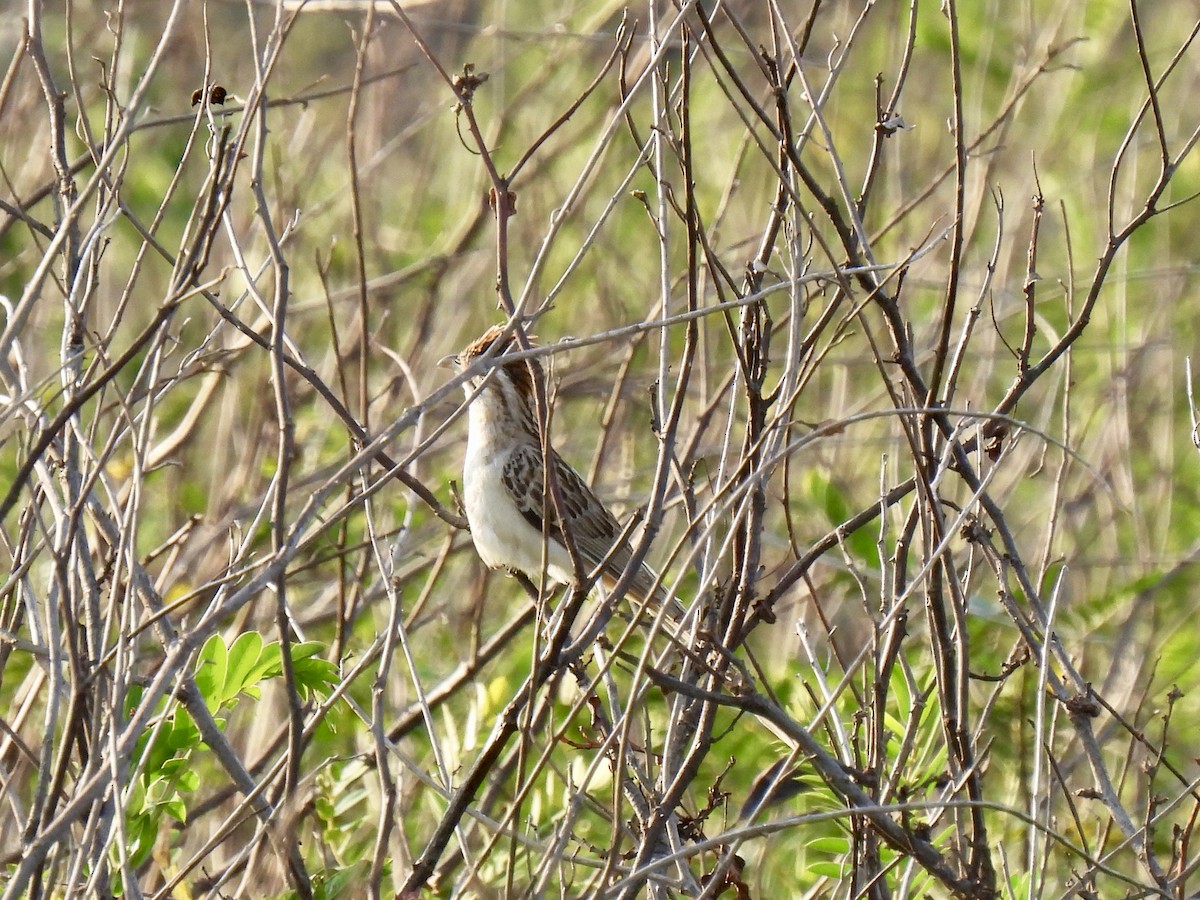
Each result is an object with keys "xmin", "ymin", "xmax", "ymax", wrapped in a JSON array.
[{"xmin": 441, "ymin": 325, "xmax": 678, "ymax": 618}]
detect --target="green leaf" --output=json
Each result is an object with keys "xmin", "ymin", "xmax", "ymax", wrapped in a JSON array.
[
  {"xmin": 245, "ymin": 640, "xmax": 284, "ymax": 683},
  {"xmin": 145, "ymin": 775, "xmax": 171, "ymax": 806},
  {"xmin": 125, "ymin": 814, "xmax": 157, "ymax": 870},
  {"xmin": 127, "ymin": 778, "xmax": 146, "ymax": 815},
  {"xmin": 164, "ymin": 712, "xmax": 201, "ymax": 754},
  {"xmin": 292, "ymin": 653, "xmax": 339, "ymax": 701},
  {"xmin": 225, "ymin": 631, "xmax": 266, "ymax": 703},
  {"xmin": 806, "ymin": 836, "xmax": 850, "ymax": 855},
  {"xmin": 290, "ymin": 640, "xmax": 326, "ymax": 661},
  {"xmin": 163, "ymin": 796, "xmax": 187, "ymax": 823},
  {"xmin": 194, "ymin": 634, "xmax": 228, "ymax": 712},
  {"xmin": 807, "ymin": 861, "xmax": 846, "ymax": 877},
  {"xmin": 124, "ymin": 682, "xmax": 144, "ymax": 718}
]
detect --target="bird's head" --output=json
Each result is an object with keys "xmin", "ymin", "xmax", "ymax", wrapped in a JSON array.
[{"xmin": 440, "ymin": 325, "xmax": 544, "ymax": 424}]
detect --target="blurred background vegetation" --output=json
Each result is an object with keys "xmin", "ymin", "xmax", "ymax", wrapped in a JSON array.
[{"xmin": 2, "ymin": 0, "xmax": 1200, "ymax": 897}]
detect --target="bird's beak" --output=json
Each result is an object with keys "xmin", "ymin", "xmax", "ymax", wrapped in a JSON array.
[{"xmin": 437, "ymin": 354, "xmax": 457, "ymax": 370}]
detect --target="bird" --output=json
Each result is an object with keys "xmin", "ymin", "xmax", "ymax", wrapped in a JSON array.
[{"xmin": 440, "ymin": 325, "xmax": 679, "ymax": 619}]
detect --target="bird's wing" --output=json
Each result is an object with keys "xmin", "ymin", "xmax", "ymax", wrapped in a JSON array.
[
  {"xmin": 500, "ymin": 443, "xmax": 631, "ymax": 574},
  {"xmin": 501, "ymin": 444, "xmax": 672, "ymax": 608}
]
